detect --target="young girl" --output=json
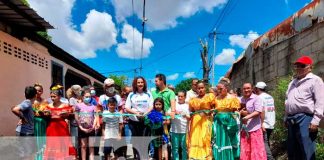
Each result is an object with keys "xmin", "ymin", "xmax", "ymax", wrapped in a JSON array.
[
  {"xmin": 76, "ymin": 88, "xmax": 96, "ymax": 160},
  {"xmin": 170, "ymin": 91, "xmax": 190, "ymax": 160},
  {"xmin": 102, "ymin": 97, "xmax": 123, "ymax": 160},
  {"xmin": 146, "ymin": 98, "xmax": 170, "ymax": 160}
]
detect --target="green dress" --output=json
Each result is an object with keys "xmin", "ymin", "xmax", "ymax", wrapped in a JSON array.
[
  {"xmin": 33, "ymin": 101, "xmax": 47, "ymax": 160},
  {"xmin": 34, "ymin": 117, "xmax": 47, "ymax": 160},
  {"xmin": 212, "ymin": 97, "xmax": 240, "ymax": 160}
]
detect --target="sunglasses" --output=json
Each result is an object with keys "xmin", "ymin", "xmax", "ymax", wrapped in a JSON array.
[{"xmin": 294, "ymin": 64, "xmax": 308, "ymax": 69}]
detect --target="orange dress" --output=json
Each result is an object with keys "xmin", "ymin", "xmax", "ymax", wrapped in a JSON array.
[
  {"xmin": 188, "ymin": 93, "xmax": 216, "ymax": 160},
  {"xmin": 43, "ymin": 105, "xmax": 76, "ymax": 160}
]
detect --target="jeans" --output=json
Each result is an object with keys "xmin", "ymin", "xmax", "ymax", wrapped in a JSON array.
[
  {"xmin": 124, "ymin": 124, "xmax": 132, "ymax": 144},
  {"xmin": 170, "ymin": 132, "xmax": 187, "ymax": 160},
  {"xmin": 287, "ymin": 113, "xmax": 317, "ymax": 160},
  {"xmin": 263, "ymin": 129, "xmax": 274, "ymax": 160}
]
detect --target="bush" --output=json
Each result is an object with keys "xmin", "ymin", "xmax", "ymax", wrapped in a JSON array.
[{"xmin": 269, "ymin": 76, "xmax": 291, "ymax": 158}]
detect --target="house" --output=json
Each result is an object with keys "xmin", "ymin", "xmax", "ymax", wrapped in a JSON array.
[{"xmin": 0, "ymin": 0, "xmax": 105, "ymax": 136}]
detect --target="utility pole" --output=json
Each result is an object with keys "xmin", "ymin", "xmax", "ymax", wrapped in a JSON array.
[
  {"xmin": 139, "ymin": 0, "xmax": 147, "ymax": 75},
  {"xmin": 212, "ymin": 30, "xmax": 216, "ymax": 87}
]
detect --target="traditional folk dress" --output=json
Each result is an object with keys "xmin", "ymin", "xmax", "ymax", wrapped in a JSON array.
[
  {"xmin": 43, "ymin": 105, "xmax": 76, "ymax": 160},
  {"xmin": 33, "ymin": 100, "xmax": 48, "ymax": 160},
  {"xmin": 212, "ymin": 96, "xmax": 240, "ymax": 160},
  {"xmin": 187, "ymin": 93, "xmax": 215, "ymax": 160}
]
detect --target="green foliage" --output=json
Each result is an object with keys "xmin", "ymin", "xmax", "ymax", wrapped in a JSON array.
[
  {"xmin": 269, "ymin": 75, "xmax": 291, "ymax": 158},
  {"xmin": 21, "ymin": 0, "xmax": 30, "ymax": 6},
  {"xmin": 175, "ymin": 78, "xmax": 193, "ymax": 93},
  {"xmin": 108, "ymin": 75, "xmax": 127, "ymax": 91},
  {"xmin": 316, "ymin": 138, "xmax": 324, "ymax": 159},
  {"xmin": 37, "ymin": 31, "xmax": 52, "ymax": 41}
]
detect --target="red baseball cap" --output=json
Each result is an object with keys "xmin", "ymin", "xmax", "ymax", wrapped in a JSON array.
[{"xmin": 294, "ymin": 56, "xmax": 313, "ymax": 65}]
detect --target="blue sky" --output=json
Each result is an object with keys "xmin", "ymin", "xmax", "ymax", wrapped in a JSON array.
[{"xmin": 28, "ymin": 0, "xmax": 312, "ymax": 88}]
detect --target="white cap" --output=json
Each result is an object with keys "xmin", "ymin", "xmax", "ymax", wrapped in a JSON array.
[
  {"xmin": 104, "ymin": 78, "xmax": 115, "ymax": 86},
  {"xmin": 255, "ymin": 82, "xmax": 267, "ymax": 89}
]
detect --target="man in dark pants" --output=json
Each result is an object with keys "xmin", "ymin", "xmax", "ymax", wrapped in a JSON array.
[{"xmin": 285, "ymin": 56, "xmax": 324, "ymax": 160}]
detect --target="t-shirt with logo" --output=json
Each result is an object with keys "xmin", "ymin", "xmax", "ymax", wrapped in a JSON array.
[
  {"xmin": 15, "ymin": 99, "xmax": 34, "ymax": 134},
  {"xmin": 170, "ymin": 102, "xmax": 190, "ymax": 133},
  {"xmin": 98, "ymin": 94, "xmax": 122, "ymax": 111},
  {"xmin": 103, "ymin": 110, "xmax": 123, "ymax": 139},
  {"xmin": 259, "ymin": 92, "xmax": 276, "ymax": 129},
  {"xmin": 125, "ymin": 92, "xmax": 153, "ymax": 121}
]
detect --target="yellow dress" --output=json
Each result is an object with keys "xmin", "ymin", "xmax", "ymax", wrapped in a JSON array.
[
  {"xmin": 188, "ymin": 93, "xmax": 216, "ymax": 160},
  {"xmin": 215, "ymin": 96, "xmax": 240, "ymax": 112}
]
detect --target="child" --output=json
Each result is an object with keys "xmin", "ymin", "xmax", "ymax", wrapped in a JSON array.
[
  {"xmin": 102, "ymin": 97, "xmax": 123, "ymax": 160},
  {"xmin": 146, "ymin": 98, "xmax": 170, "ymax": 160},
  {"xmin": 170, "ymin": 91, "xmax": 190, "ymax": 160},
  {"xmin": 11, "ymin": 86, "xmax": 37, "ymax": 159},
  {"xmin": 76, "ymin": 88, "xmax": 96, "ymax": 160}
]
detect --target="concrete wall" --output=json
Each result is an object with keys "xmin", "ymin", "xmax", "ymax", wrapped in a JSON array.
[
  {"xmin": 229, "ymin": 22, "xmax": 324, "ymax": 89},
  {"xmin": 0, "ymin": 30, "xmax": 104, "ymax": 136},
  {"xmin": 0, "ymin": 30, "xmax": 52, "ymax": 136}
]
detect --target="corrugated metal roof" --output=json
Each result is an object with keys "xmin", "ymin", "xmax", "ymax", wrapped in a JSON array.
[
  {"xmin": 0, "ymin": 0, "xmax": 53, "ymax": 30},
  {"xmin": 253, "ymin": 0, "xmax": 324, "ymax": 49},
  {"xmin": 225, "ymin": 0, "xmax": 324, "ymax": 79}
]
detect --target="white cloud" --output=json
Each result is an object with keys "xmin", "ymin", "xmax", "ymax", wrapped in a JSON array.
[
  {"xmin": 167, "ymin": 73, "xmax": 179, "ymax": 80},
  {"xmin": 214, "ymin": 48, "xmax": 236, "ymax": 65},
  {"xmin": 112, "ymin": 0, "xmax": 227, "ymax": 31},
  {"xmin": 229, "ymin": 31, "xmax": 259, "ymax": 49},
  {"xmin": 29, "ymin": 0, "xmax": 117, "ymax": 59},
  {"xmin": 116, "ymin": 24, "xmax": 154, "ymax": 59},
  {"xmin": 183, "ymin": 72, "xmax": 196, "ymax": 78}
]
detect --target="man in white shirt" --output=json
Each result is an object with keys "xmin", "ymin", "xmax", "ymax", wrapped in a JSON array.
[
  {"xmin": 255, "ymin": 81, "xmax": 275, "ymax": 160},
  {"xmin": 185, "ymin": 78, "xmax": 198, "ymax": 103}
]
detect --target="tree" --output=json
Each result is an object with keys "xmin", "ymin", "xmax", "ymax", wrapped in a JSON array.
[
  {"xmin": 200, "ymin": 39, "xmax": 211, "ymax": 84},
  {"xmin": 21, "ymin": 0, "xmax": 52, "ymax": 41},
  {"xmin": 108, "ymin": 75, "xmax": 128, "ymax": 92},
  {"xmin": 37, "ymin": 31, "xmax": 52, "ymax": 41},
  {"xmin": 175, "ymin": 78, "xmax": 193, "ymax": 93}
]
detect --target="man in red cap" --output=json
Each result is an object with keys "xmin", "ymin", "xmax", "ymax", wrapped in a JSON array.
[{"xmin": 285, "ymin": 55, "xmax": 324, "ymax": 160}]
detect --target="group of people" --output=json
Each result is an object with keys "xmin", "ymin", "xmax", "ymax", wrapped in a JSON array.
[{"xmin": 12, "ymin": 55, "xmax": 324, "ymax": 160}]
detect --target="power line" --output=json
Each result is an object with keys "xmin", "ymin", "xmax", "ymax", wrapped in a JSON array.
[
  {"xmin": 142, "ymin": 41, "xmax": 199, "ymax": 68},
  {"xmin": 209, "ymin": 0, "xmax": 233, "ymax": 33}
]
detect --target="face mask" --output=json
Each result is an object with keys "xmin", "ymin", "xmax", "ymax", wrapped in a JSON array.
[
  {"xmin": 90, "ymin": 90, "xmax": 96, "ymax": 96},
  {"xmin": 83, "ymin": 97, "xmax": 91, "ymax": 104},
  {"xmin": 105, "ymin": 87, "xmax": 115, "ymax": 95}
]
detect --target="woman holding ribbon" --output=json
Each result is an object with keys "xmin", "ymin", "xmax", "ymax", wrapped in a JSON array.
[
  {"xmin": 43, "ymin": 85, "xmax": 76, "ymax": 160},
  {"xmin": 212, "ymin": 79, "xmax": 241, "ymax": 160},
  {"xmin": 187, "ymin": 81, "xmax": 216, "ymax": 160}
]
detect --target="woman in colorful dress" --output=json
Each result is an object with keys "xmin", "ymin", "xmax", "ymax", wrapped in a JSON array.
[
  {"xmin": 187, "ymin": 81, "xmax": 216, "ymax": 160},
  {"xmin": 43, "ymin": 85, "xmax": 76, "ymax": 160},
  {"xmin": 32, "ymin": 83, "xmax": 48, "ymax": 160},
  {"xmin": 212, "ymin": 80, "xmax": 241, "ymax": 160}
]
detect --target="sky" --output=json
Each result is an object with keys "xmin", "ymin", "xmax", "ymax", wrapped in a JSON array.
[{"xmin": 28, "ymin": 0, "xmax": 312, "ymax": 88}]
